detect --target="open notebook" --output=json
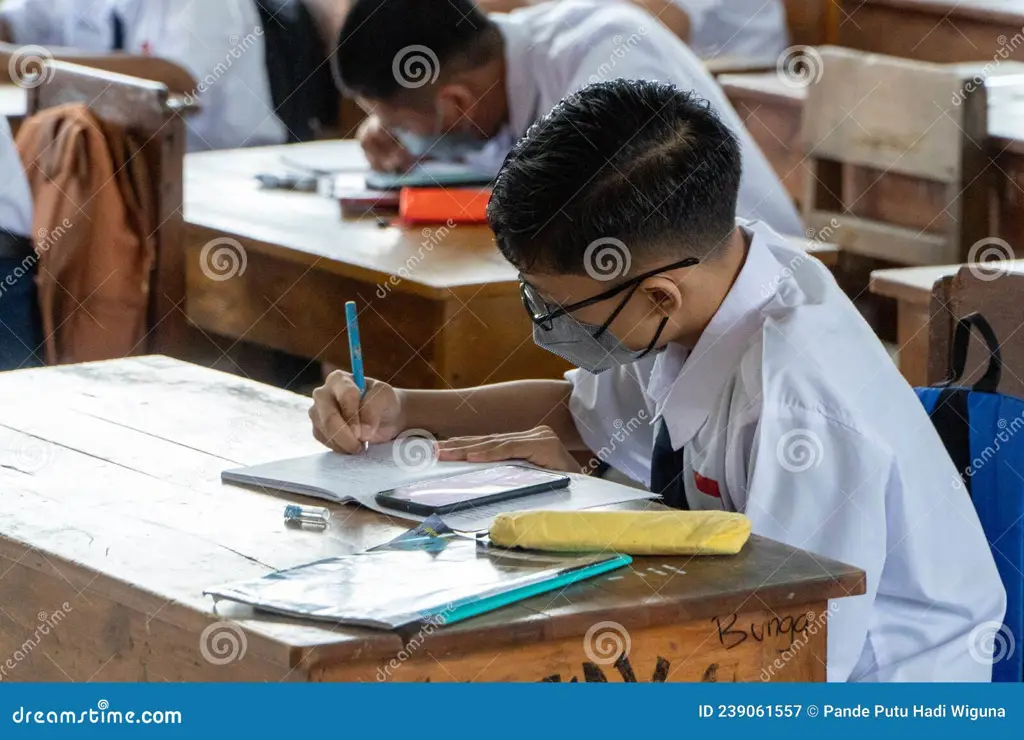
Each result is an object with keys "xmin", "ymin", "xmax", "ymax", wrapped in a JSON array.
[{"xmin": 222, "ymin": 443, "xmax": 656, "ymax": 531}]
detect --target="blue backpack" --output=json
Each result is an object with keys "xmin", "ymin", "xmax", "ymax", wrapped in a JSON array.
[{"xmin": 916, "ymin": 313, "xmax": 1024, "ymax": 682}]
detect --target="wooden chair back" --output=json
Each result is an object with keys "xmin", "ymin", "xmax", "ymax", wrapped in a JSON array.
[
  {"xmin": 26, "ymin": 61, "xmax": 193, "ymax": 355},
  {"xmin": 802, "ymin": 46, "xmax": 991, "ymax": 267},
  {"xmin": 928, "ymin": 268, "xmax": 1024, "ymax": 399}
]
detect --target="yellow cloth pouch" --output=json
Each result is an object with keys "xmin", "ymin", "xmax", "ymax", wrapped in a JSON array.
[{"xmin": 489, "ymin": 510, "xmax": 751, "ymax": 555}]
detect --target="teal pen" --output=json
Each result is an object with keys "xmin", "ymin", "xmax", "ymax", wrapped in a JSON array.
[{"xmin": 345, "ymin": 301, "xmax": 369, "ymax": 451}]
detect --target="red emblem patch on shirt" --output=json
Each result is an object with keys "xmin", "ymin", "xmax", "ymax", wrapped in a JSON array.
[
  {"xmin": 694, "ymin": 471, "xmax": 721, "ymax": 498},
  {"xmin": 140, "ymin": 41, "xmax": 153, "ymax": 55}
]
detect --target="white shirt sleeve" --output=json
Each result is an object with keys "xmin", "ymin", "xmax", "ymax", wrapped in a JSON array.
[
  {"xmin": 566, "ymin": 360, "xmax": 657, "ymax": 485},
  {"xmin": 0, "ymin": 0, "xmax": 67, "ymax": 45},
  {"xmin": 744, "ymin": 404, "xmax": 1005, "ymax": 682},
  {"xmin": 124, "ymin": 0, "xmax": 285, "ymax": 150},
  {"xmin": 0, "ymin": 118, "xmax": 33, "ymax": 238}
]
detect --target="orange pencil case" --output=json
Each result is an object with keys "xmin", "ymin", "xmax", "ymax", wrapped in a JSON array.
[{"xmin": 399, "ymin": 187, "xmax": 491, "ymax": 224}]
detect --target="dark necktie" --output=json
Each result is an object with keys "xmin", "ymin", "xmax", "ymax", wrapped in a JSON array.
[{"xmin": 649, "ymin": 421, "xmax": 689, "ymax": 510}]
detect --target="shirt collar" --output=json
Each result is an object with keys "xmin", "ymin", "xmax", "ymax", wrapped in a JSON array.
[
  {"xmin": 492, "ymin": 13, "xmax": 542, "ymax": 137},
  {"xmin": 649, "ymin": 220, "xmax": 789, "ymax": 449}
]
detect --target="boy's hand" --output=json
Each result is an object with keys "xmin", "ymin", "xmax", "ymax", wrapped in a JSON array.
[
  {"xmin": 357, "ymin": 115, "xmax": 415, "ymax": 173},
  {"xmin": 436, "ymin": 426, "xmax": 578, "ymax": 473},
  {"xmin": 309, "ymin": 371, "xmax": 406, "ymax": 454}
]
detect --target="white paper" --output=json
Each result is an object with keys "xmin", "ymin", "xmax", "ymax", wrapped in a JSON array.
[{"xmin": 222, "ymin": 443, "xmax": 657, "ymax": 531}]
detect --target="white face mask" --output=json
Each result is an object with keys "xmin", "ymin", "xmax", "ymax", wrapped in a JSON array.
[
  {"xmin": 520, "ymin": 255, "xmax": 699, "ymax": 374},
  {"xmin": 393, "ymin": 104, "xmax": 487, "ymax": 160}
]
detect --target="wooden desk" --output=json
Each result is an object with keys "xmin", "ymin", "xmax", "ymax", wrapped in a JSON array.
[
  {"xmin": 870, "ymin": 260, "xmax": 1024, "ymax": 385},
  {"xmin": 0, "ymin": 356, "xmax": 865, "ymax": 682},
  {"xmin": 721, "ymin": 67, "xmax": 1024, "ymax": 248},
  {"xmin": 0, "ymin": 84, "xmax": 28, "ymax": 134},
  {"xmin": 184, "ymin": 141, "xmax": 571, "ymax": 389},
  {"xmin": 839, "ymin": 0, "xmax": 1024, "ymax": 63}
]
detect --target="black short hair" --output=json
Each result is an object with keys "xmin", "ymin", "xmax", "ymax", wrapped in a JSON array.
[
  {"xmin": 333, "ymin": 0, "xmax": 499, "ymax": 102},
  {"xmin": 488, "ymin": 79, "xmax": 743, "ymax": 275}
]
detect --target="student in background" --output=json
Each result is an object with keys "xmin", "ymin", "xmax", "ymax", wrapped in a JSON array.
[
  {"xmin": 0, "ymin": 117, "xmax": 41, "ymax": 370},
  {"xmin": 476, "ymin": 0, "xmax": 789, "ymax": 58},
  {"xmin": 309, "ymin": 79, "xmax": 1005, "ymax": 681},
  {"xmin": 0, "ymin": 0, "xmax": 338, "ymax": 150},
  {"xmin": 334, "ymin": 0, "xmax": 802, "ymax": 235}
]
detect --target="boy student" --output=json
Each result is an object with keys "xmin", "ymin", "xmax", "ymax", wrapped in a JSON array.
[
  {"xmin": 0, "ymin": 118, "xmax": 41, "ymax": 370},
  {"xmin": 309, "ymin": 79, "xmax": 1006, "ymax": 681},
  {"xmin": 334, "ymin": 0, "xmax": 802, "ymax": 236},
  {"xmin": 475, "ymin": 0, "xmax": 789, "ymax": 59},
  {"xmin": 0, "ymin": 0, "xmax": 337, "ymax": 150}
]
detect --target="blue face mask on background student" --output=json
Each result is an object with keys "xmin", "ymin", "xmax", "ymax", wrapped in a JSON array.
[{"xmin": 393, "ymin": 104, "xmax": 487, "ymax": 161}]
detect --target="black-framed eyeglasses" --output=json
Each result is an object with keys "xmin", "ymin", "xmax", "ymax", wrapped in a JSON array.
[{"xmin": 519, "ymin": 256, "xmax": 700, "ymax": 329}]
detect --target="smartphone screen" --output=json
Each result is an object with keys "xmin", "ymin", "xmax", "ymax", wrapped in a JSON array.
[{"xmin": 379, "ymin": 465, "xmax": 569, "ymax": 512}]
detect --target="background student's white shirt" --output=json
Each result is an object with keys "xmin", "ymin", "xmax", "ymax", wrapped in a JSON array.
[
  {"xmin": 1, "ymin": 0, "xmax": 287, "ymax": 151},
  {"xmin": 566, "ymin": 219, "xmax": 1006, "ymax": 681},
  {"xmin": 473, "ymin": 0, "xmax": 803, "ymax": 236},
  {"xmin": 0, "ymin": 118, "xmax": 33, "ymax": 238},
  {"xmin": 669, "ymin": 0, "xmax": 789, "ymax": 58}
]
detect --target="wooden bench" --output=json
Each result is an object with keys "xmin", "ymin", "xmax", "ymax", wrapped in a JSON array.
[{"xmin": 0, "ymin": 356, "xmax": 865, "ymax": 682}]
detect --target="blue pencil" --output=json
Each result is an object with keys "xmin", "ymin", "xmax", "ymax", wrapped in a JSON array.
[{"xmin": 345, "ymin": 301, "xmax": 366, "ymax": 398}]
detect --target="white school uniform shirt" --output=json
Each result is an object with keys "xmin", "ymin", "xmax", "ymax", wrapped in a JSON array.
[
  {"xmin": 669, "ymin": 0, "xmax": 789, "ymax": 58},
  {"xmin": 0, "ymin": 0, "xmax": 286, "ymax": 152},
  {"xmin": 470, "ymin": 0, "xmax": 803, "ymax": 236},
  {"xmin": 568, "ymin": 219, "xmax": 1007, "ymax": 681},
  {"xmin": 0, "ymin": 118, "xmax": 33, "ymax": 239}
]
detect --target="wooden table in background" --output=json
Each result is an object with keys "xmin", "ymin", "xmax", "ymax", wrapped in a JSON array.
[
  {"xmin": 721, "ymin": 66, "xmax": 1024, "ymax": 249},
  {"xmin": 839, "ymin": 0, "xmax": 1024, "ymax": 63},
  {"xmin": 870, "ymin": 260, "xmax": 1024, "ymax": 385},
  {"xmin": 0, "ymin": 357, "xmax": 865, "ymax": 682},
  {"xmin": 184, "ymin": 141, "xmax": 571, "ymax": 390}
]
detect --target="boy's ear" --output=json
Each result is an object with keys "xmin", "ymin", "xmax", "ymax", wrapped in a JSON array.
[
  {"xmin": 436, "ymin": 83, "xmax": 478, "ymax": 126},
  {"xmin": 639, "ymin": 276, "xmax": 684, "ymax": 316}
]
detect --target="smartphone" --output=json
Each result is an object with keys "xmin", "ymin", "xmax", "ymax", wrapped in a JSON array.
[{"xmin": 375, "ymin": 465, "xmax": 571, "ymax": 516}]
